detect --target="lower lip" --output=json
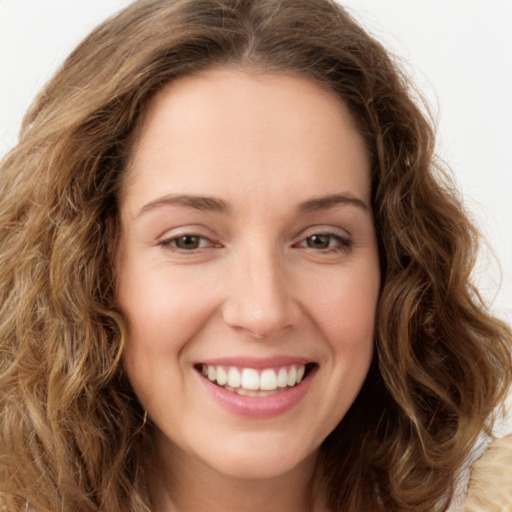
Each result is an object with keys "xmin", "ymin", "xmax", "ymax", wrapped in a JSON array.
[{"xmin": 198, "ymin": 370, "xmax": 315, "ymax": 419}]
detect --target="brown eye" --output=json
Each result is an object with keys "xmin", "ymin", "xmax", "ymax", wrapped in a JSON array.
[
  {"xmin": 306, "ymin": 234, "xmax": 333, "ymax": 249},
  {"xmin": 174, "ymin": 235, "xmax": 202, "ymax": 250},
  {"xmin": 297, "ymin": 232, "xmax": 352, "ymax": 253},
  {"xmin": 158, "ymin": 233, "xmax": 221, "ymax": 253}
]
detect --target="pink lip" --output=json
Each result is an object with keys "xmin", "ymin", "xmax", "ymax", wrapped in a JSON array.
[
  {"xmin": 196, "ymin": 363, "xmax": 317, "ymax": 419},
  {"xmin": 197, "ymin": 355, "xmax": 311, "ymax": 369}
]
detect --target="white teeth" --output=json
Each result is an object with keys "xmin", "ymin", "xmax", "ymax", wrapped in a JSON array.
[
  {"xmin": 216, "ymin": 366, "xmax": 228, "ymax": 386},
  {"xmin": 287, "ymin": 366, "xmax": 297, "ymax": 386},
  {"xmin": 277, "ymin": 367, "xmax": 288, "ymax": 388},
  {"xmin": 201, "ymin": 364, "xmax": 308, "ymax": 392},
  {"xmin": 227, "ymin": 367, "xmax": 241, "ymax": 388},
  {"xmin": 297, "ymin": 365, "xmax": 305, "ymax": 383},
  {"xmin": 260, "ymin": 368, "xmax": 277, "ymax": 391},
  {"xmin": 234, "ymin": 387, "xmax": 279, "ymax": 396},
  {"xmin": 241, "ymin": 368, "xmax": 260, "ymax": 390}
]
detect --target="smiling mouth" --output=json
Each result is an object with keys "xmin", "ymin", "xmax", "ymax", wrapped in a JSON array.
[{"xmin": 196, "ymin": 363, "xmax": 317, "ymax": 396}]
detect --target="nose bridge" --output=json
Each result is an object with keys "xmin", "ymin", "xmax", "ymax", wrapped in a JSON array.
[{"xmin": 222, "ymin": 238, "xmax": 296, "ymax": 338}]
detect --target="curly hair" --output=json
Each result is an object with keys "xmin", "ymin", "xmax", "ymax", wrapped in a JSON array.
[{"xmin": 0, "ymin": 0, "xmax": 510, "ymax": 510}]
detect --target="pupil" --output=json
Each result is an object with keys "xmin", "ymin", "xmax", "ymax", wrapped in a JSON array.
[
  {"xmin": 177, "ymin": 235, "xmax": 199, "ymax": 249},
  {"xmin": 308, "ymin": 235, "xmax": 330, "ymax": 249}
]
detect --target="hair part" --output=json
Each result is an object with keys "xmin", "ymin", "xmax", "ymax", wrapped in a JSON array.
[{"xmin": 1, "ymin": 1, "xmax": 510, "ymax": 510}]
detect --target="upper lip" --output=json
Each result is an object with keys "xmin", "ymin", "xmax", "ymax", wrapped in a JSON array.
[{"xmin": 196, "ymin": 356, "xmax": 313, "ymax": 369}]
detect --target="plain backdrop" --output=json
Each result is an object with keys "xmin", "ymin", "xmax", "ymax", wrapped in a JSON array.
[{"xmin": 1, "ymin": 0, "xmax": 511, "ymax": 322}]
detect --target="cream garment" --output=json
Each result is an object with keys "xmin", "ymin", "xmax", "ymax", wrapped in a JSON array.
[{"xmin": 448, "ymin": 392, "xmax": 512, "ymax": 512}]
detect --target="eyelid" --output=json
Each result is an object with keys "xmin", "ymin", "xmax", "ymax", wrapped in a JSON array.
[
  {"xmin": 295, "ymin": 224, "xmax": 351, "ymax": 241},
  {"xmin": 293, "ymin": 225, "xmax": 353, "ymax": 252},
  {"xmin": 160, "ymin": 234, "xmax": 210, "ymax": 247},
  {"xmin": 155, "ymin": 223, "xmax": 217, "ymax": 241},
  {"xmin": 156, "ymin": 225, "xmax": 223, "ymax": 252},
  {"xmin": 296, "ymin": 233, "xmax": 351, "ymax": 248},
  {"xmin": 155, "ymin": 225, "xmax": 352, "ymax": 254}
]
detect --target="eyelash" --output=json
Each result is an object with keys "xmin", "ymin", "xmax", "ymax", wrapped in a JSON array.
[
  {"xmin": 295, "ymin": 232, "xmax": 352, "ymax": 253},
  {"xmin": 157, "ymin": 233, "xmax": 217, "ymax": 253},
  {"xmin": 157, "ymin": 231, "xmax": 352, "ymax": 254}
]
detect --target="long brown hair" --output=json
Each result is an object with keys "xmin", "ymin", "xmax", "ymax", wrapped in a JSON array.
[{"xmin": 1, "ymin": 1, "xmax": 510, "ymax": 510}]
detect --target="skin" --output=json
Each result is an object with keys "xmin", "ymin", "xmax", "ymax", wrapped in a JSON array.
[{"xmin": 117, "ymin": 67, "xmax": 381, "ymax": 512}]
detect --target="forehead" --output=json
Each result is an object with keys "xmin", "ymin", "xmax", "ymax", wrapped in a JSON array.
[{"xmin": 122, "ymin": 67, "xmax": 371, "ymax": 213}]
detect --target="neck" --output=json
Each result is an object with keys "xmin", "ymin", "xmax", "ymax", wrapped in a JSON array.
[{"xmin": 145, "ymin": 437, "xmax": 329, "ymax": 512}]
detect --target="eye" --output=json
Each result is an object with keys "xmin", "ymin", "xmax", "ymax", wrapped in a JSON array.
[
  {"xmin": 305, "ymin": 234, "xmax": 336, "ymax": 249},
  {"xmin": 158, "ymin": 234, "xmax": 214, "ymax": 251},
  {"xmin": 296, "ymin": 232, "xmax": 352, "ymax": 252}
]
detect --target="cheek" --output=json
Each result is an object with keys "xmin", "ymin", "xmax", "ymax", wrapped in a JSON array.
[
  {"xmin": 119, "ymin": 262, "xmax": 214, "ymax": 341},
  {"xmin": 118, "ymin": 266, "xmax": 217, "ymax": 398},
  {"xmin": 308, "ymin": 268, "xmax": 379, "ymax": 349},
  {"xmin": 293, "ymin": 266, "xmax": 378, "ymax": 438}
]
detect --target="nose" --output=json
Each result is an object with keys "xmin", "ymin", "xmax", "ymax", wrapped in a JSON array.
[{"xmin": 221, "ymin": 244, "xmax": 299, "ymax": 339}]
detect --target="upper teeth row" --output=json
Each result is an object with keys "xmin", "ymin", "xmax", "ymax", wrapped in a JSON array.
[{"xmin": 201, "ymin": 365, "xmax": 306, "ymax": 391}]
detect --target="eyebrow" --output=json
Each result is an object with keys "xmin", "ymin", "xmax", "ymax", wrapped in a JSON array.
[
  {"xmin": 138, "ymin": 194, "xmax": 231, "ymax": 216},
  {"xmin": 297, "ymin": 193, "xmax": 370, "ymax": 213},
  {"xmin": 137, "ymin": 192, "xmax": 369, "ymax": 217}
]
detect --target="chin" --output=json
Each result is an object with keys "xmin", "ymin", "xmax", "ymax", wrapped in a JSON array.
[{"xmin": 190, "ymin": 431, "xmax": 319, "ymax": 482}]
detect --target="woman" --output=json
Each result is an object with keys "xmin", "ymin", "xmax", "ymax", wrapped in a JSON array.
[{"xmin": 0, "ymin": 1, "xmax": 510, "ymax": 511}]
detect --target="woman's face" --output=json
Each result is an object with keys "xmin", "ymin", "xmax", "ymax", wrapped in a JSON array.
[{"xmin": 117, "ymin": 68, "xmax": 380, "ymax": 481}]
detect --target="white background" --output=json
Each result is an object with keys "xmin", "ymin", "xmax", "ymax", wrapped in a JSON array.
[{"xmin": 1, "ymin": 0, "xmax": 511, "ymax": 322}]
